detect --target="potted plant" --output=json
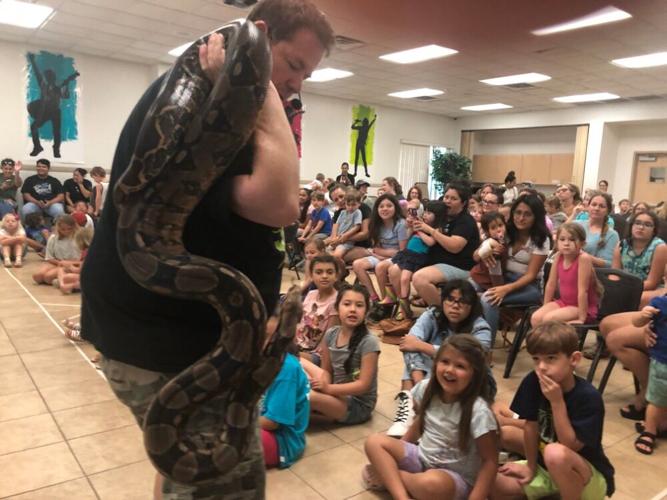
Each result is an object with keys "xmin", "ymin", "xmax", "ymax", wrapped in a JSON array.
[{"xmin": 430, "ymin": 150, "xmax": 472, "ymax": 195}]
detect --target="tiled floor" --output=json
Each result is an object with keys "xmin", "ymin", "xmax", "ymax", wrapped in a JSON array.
[{"xmin": 0, "ymin": 253, "xmax": 665, "ymax": 499}]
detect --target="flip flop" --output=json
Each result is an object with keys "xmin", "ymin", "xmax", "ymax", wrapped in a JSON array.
[
  {"xmin": 635, "ymin": 431, "xmax": 656, "ymax": 455},
  {"xmin": 635, "ymin": 422, "xmax": 667, "ymax": 439},
  {"xmin": 620, "ymin": 404, "xmax": 646, "ymax": 421}
]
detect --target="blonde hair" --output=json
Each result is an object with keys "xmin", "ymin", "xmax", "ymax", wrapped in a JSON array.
[
  {"xmin": 0, "ymin": 213, "xmax": 23, "ymax": 233},
  {"xmin": 75, "ymin": 226, "xmax": 94, "ymax": 250}
]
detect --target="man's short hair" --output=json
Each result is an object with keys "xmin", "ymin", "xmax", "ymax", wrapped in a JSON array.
[
  {"xmin": 36, "ymin": 158, "xmax": 51, "ymax": 168},
  {"xmin": 248, "ymin": 0, "xmax": 335, "ymax": 55},
  {"xmin": 526, "ymin": 321, "xmax": 579, "ymax": 356}
]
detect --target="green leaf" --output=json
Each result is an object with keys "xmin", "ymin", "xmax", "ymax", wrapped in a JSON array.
[{"xmin": 430, "ymin": 151, "xmax": 472, "ymax": 193}]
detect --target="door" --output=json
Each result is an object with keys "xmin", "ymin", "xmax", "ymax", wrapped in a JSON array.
[{"xmin": 631, "ymin": 153, "xmax": 667, "ymax": 204}]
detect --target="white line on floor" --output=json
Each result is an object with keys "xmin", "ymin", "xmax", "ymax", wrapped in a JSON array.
[
  {"xmin": 3, "ymin": 268, "xmax": 105, "ymax": 378},
  {"xmin": 651, "ymin": 489, "xmax": 667, "ymax": 500},
  {"xmin": 40, "ymin": 303, "xmax": 82, "ymax": 307}
]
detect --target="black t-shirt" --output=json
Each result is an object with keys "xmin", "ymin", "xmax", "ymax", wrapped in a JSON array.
[
  {"xmin": 21, "ymin": 175, "xmax": 63, "ymax": 202},
  {"xmin": 335, "ymin": 173, "xmax": 355, "ymax": 186},
  {"xmin": 426, "ymin": 210, "xmax": 479, "ymax": 270},
  {"xmin": 63, "ymin": 178, "xmax": 93, "ymax": 204},
  {"xmin": 80, "ymin": 74, "xmax": 284, "ymax": 373},
  {"xmin": 511, "ymin": 371, "xmax": 615, "ymax": 496}
]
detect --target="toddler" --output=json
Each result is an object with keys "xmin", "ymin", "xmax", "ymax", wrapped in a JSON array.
[
  {"xmin": 326, "ymin": 190, "xmax": 362, "ymax": 259},
  {"xmin": 470, "ymin": 211, "xmax": 506, "ymax": 292},
  {"xmin": 23, "ymin": 212, "xmax": 50, "ymax": 255}
]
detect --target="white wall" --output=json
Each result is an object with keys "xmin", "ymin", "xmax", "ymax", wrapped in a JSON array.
[
  {"xmin": 455, "ymin": 97, "xmax": 667, "ymax": 200},
  {"xmin": 0, "ymin": 40, "xmax": 155, "ymax": 183},
  {"xmin": 472, "ymin": 126, "xmax": 576, "ymax": 155},
  {"xmin": 300, "ymin": 92, "xmax": 458, "ymax": 183},
  {"xmin": 609, "ymin": 122, "xmax": 667, "ymax": 202}
]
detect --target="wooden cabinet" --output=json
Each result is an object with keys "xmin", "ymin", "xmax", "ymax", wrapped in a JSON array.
[{"xmin": 472, "ymin": 153, "xmax": 574, "ymax": 186}]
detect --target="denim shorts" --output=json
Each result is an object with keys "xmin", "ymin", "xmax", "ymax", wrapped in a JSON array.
[
  {"xmin": 338, "ymin": 396, "xmax": 373, "ymax": 425},
  {"xmin": 433, "ymin": 263, "xmax": 471, "ymax": 281},
  {"xmin": 99, "ymin": 356, "xmax": 265, "ymax": 499},
  {"xmin": 398, "ymin": 441, "xmax": 470, "ymax": 500}
]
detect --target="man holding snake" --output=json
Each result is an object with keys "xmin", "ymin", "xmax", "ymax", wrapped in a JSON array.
[{"xmin": 80, "ymin": 0, "xmax": 334, "ymax": 498}]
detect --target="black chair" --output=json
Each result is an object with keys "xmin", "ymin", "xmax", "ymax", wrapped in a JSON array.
[
  {"xmin": 579, "ymin": 268, "xmax": 643, "ymax": 393},
  {"xmin": 502, "ymin": 261, "xmax": 551, "ymax": 379},
  {"xmin": 283, "ymin": 223, "xmax": 302, "ymax": 280}
]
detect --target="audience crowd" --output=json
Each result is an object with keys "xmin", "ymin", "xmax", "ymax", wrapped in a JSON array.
[{"xmin": 2, "ymin": 154, "xmax": 667, "ymax": 498}]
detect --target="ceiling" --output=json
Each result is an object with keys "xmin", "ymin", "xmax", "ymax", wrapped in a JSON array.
[{"xmin": 1, "ymin": 0, "xmax": 667, "ymax": 117}]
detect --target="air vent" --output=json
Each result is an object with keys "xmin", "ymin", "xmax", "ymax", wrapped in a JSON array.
[
  {"xmin": 414, "ymin": 95, "xmax": 440, "ymax": 101},
  {"xmin": 334, "ymin": 35, "xmax": 365, "ymax": 51},
  {"xmin": 504, "ymin": 82, "xmax": 536, "ymax": 89}
]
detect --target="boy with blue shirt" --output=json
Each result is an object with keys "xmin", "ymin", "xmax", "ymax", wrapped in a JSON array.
[
  {"xmin": 299, "ymin": 191, "xmax": 332, "ymax": 241},
  {"xmin": 259, "ymin": 351, "xmax": 310, "ymax": 468},
  {"xmin": 632, "ymin": 295, "xmax": 667, "ymax": 455},
  {"xmin": 493, "ymin": 321, "xmax": 614, "ymax": 500},
  {"xmin": 327, "ymin": 189, "xmax": 362, "ymax": 259}
]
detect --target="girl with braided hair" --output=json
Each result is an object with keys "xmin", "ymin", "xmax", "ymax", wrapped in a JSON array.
[
  {"xmin": 575, "ymin": 191, "xmax": 619, "ymax": 267},
  {"xmin": 301, "ymin": 283, "xmax": 381, "ymax": 424}
]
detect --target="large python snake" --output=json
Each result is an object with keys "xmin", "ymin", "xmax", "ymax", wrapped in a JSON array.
[{"xmin": 114, "ymin": 20, "xmax": 302, "ymax": 485}]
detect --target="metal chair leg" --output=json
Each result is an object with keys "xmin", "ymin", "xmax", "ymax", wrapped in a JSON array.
[
  {"xmin": 503, "ymin": 308, "xmax": 533, "ymax": 379},
  {"xmin": 598, "ymin": 356, "xmax": 617, "ymax": 395}
]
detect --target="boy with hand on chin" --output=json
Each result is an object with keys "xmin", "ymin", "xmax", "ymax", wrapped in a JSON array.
[{"xmin": 493, "ymin": 321, "xmax": 614, "ymax": 500}]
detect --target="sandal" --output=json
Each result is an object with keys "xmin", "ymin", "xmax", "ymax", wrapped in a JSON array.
[
  {"xmin": 635, "ymin": 422, "xmax": 667, "ymax": 439},
  {"xmin": 620, "ymin": 404, "xmax": 646, "ymax": 421},
  {"xmin": 361, "ymin": 464, "xmax": 385, "ymax": 491},
  {"xmin": 635, "ymin": 431, "xmax": 656, "ymax": 455}
]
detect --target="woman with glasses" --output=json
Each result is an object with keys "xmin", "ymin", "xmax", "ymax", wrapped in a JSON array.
[
  {"xmin": 555, "ymin": 183, "xmax": 582, "ymax": 218},
  {"xmin": 385, "ymin": 279, "xmax": 493, "ymax": 438},
  {"xmin": 599, "ymin": 212, "xmax": 667, "ymax": 424},
  {"xmin": 480, "ymin": 194, "xmax": 552, "ymax": 346},
  {"xmin": 0, "ymin": 158, "xmax": 23, "ymax": 218}
]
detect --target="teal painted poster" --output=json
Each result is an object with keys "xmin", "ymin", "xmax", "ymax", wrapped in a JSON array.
[{"xmin": 25, "ymin": 50, "xmax": 80, "ymax": 159}]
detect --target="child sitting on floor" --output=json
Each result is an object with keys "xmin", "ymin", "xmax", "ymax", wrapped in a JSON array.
[
  {"xmin": 54, "ymin": 226, "xmax": 93, "ymax": 294},
  {"xmin": 494, "ymin": 321, "xmax": 615, "ymax": 499},
  {"xmin": 0, "ymin": 213, "xmax": 26, "ymax": 267},
  {"xmin": 33, "ymin": 215, "xmax": 80, "ymax": 285},
  {"xmin": 23, "ymin": 212, "xmax": 50, "ymax": 255}
]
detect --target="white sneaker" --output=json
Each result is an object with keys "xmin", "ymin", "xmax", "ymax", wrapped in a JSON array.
[{"xmin": 386, "ymin": 390, "xmax": 415, "ymax": 438}]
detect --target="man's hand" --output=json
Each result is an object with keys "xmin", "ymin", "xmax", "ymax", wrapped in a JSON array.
[
  {"xmin": 498, "ymin": 462, "xmax": 535, "ymax": 485},
  {"xmin": 14, "ymin": 161, "xmax": 22, "ymax": 173},
  {"xmin": 199, "ymin": 32, "xmax": 225, "ymax": 83}
]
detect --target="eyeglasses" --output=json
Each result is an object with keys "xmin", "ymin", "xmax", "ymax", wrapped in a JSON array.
[
  {"xmin": 555, "ymin": 187, "xmax": 570, "ymax": 193},
  {"xmin": 444, "ymin": 295, "xmax": 472, "ymax": 306},
  {"xmin": 1, "ymin": 161, "xmax": 14, "ymax": 167},
  {"xmin": 633, "ymin": 220, "xmax": 654, "ymax": 228}
]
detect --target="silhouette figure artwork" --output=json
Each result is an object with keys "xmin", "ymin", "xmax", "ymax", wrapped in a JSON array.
[
  {"xmin": 350, "ymin": 107, "xmax": 376, "ymax": 177},
  {"xmin": 26, "ymin": 52, "xmax": 80, "ymax": 158}
]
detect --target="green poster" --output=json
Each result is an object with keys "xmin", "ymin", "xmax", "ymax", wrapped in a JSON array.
[{"xmin": 349, "ymin": 104, "xmax": 377, "ymax": 177}]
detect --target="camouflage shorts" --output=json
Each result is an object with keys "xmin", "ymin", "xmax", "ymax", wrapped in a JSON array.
[{"xmin": 99, "ymin": 356, "xmax": 266, "ymax": 500}]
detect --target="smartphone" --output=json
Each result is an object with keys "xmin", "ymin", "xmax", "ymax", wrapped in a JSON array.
[{"xmin": 408, "ymin": 207, "xmax": 418, "ymax": 218}]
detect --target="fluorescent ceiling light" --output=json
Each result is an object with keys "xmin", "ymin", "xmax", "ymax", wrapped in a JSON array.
[
  {"xmin": 480, "ymin": 72, "xmax": 551, "ymax": 86},
  {"xmin": 0, "ymin": 0, "xmax": 53, "ymax": 29},
  {"xmin": 612, "ymin": 51, "xmax": 667, "ymax": 69},
  {"xmin": 461, "ymin": 103, "xmax": 513, "ymax": 111},
  {"xmin": 306, "ymin": 68, "xmax": 353, "ymax": 82},
  {"xmin": 532, "ymin": 6, "xmax": 631, "ymax": 36},
  {"xmin": 553, "ymin": 92, "xmax": 620, "ymax": 103},
  {"xmin": 380, "ymin": 44, "xmax": 458, "ymax": 64},
  {"xmin": 388, "ymin": 88, "xmax": 444, "ymax": 99}
]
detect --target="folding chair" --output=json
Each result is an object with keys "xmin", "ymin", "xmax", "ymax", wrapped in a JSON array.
[
  {"xmin": 578, "ymin": 268, "xmax": 643, "ymax": 393},
  {"xmin": 283, "ymin": 223, "xmax": 302, "ymax": 280}
]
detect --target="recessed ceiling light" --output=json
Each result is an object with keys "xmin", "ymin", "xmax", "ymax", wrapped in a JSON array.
[
  {"xmin": 306, "ymin": 68, "xmax": 353, "ymax": 82},
  {"xmin": 532, "ymin": 6, "xmax": 631, "ymax": 36},
  {"xmin": 553, "ymin": 92, "xmax": 620, "ymax": 103},
  {"xmin": 388, "ymin": 88, "xmax": 444, "ymax": 99},
  {"xmin": 461, "ymin": 103, "xmax": 513, "ymax": 111},
  {"xmin": 0, "ymin": 0, "xmax": 53, "ymax": 29},
  {"xmin": 480, "ymin": 73, "xmax": 551, "ymax": 86},
  {"xmin": 379, "ymin": 44, "xmax": 458, "ymax": 64},
  {"xmin": 612, "ymin": 51, "xmax": 667, "ymax": 69}
]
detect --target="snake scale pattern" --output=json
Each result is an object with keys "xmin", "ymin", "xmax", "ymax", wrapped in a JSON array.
[{"xmin": 113, "ymin": 21, "xmax": 302, "ymax": 485}]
